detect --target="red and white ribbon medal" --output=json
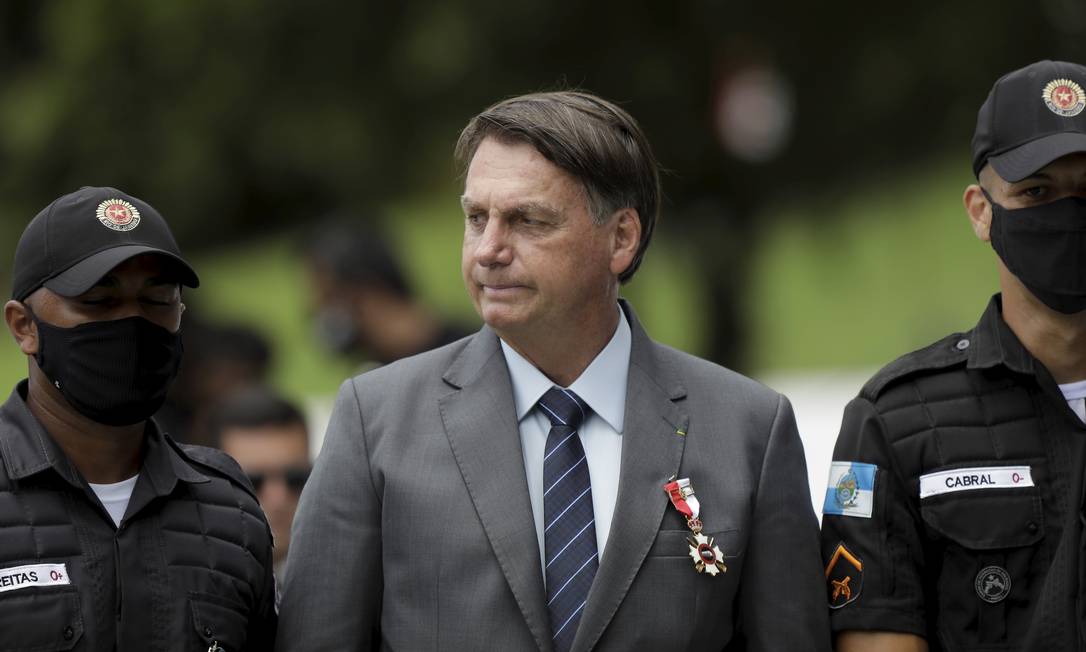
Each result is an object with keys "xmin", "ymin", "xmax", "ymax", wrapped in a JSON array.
[{"xmin": 664, "ymin": 478, "xmax": 726, "ymax": 576}]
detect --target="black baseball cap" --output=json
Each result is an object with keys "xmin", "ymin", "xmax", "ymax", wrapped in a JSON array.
[
  {"xmin": 972, "ymin": 60, "xmax": 1086, "ymax": 182},
  {"xmin": 11, "ymin": 186, "xmax": 199, "ymax": 302}
]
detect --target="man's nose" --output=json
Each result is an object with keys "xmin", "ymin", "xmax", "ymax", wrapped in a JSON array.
[{"xmin": 473, "ymin": 219, "xmax": 513, "ymax": 267}]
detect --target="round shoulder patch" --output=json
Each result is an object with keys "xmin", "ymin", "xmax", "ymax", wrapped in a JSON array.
[
  {"xmin": 1042, "ymin": 78, "xmax": 1086, "ymax": 117},
  {"xmin": 96, "ymin": 198, "xmax": 141, "ymax": 232},
  {"xmin": 975, "ymin": 565, "xmax": 1011, "ymax": 603}
]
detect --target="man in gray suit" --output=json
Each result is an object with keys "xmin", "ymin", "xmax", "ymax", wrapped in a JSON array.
[{"xmin": 276, "ymin": 91, "xmax": 829, "ymax": 651}]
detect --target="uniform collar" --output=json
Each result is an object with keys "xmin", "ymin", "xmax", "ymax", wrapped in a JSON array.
[
  {"xmin": 967, "ymin": 294, "xmax": 1039, "ymax": 376},
  {"xmin": 501, "ymin": 303, "xmax": 632, "ymax": 433},
  {"xmin": 968, "ymin": 294, "xmax": 1086, "ymax": 430},
  {"xmin": 0, "ymin": 380, "xmax": 208, "ymax": 492},
  {"xmin": 0, "ymin": 381, "xmax": 77, "ymax": 483}
]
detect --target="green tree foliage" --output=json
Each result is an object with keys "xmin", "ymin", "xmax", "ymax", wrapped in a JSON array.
[{"xmin": 0, "ymin": 0, "xmax": 1081, "ymax": 367}]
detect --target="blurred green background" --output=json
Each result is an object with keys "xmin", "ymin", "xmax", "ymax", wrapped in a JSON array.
[
  {"xmin": 0, "ymin": 156, "xmax": 997, "ymax": 396},
  {"xmin": 0, "ymin": 0, "xmax": 1075, "ymax": 418}
]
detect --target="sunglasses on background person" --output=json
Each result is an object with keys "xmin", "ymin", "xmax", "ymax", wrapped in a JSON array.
[{"xmin": 246, "ymin": 466, "xmax": 311, "ymax": 494}]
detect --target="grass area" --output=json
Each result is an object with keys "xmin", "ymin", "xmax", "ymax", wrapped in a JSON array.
[
  {"xmin": 0, "ymin": 155, "xmax": 999, "ymax": 398},
  {"xmin": 0, "ymin": 338, "xmax": 21, "ymax": 388},
  {"xmin": 385, "ymin": 195, "xmax": 708, "ymax": 356},
  {"xmin": 188, "ymin": 198, "xmax": 705, "ymax": 403},
  {"xmin": 0, "ymin": 195, "xmax": 705, "ymax": 401},
  {"xmin": 746, "ymin": 155, "xmax": 998, "ymax": 371}
]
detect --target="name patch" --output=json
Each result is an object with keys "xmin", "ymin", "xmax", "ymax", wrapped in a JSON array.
[
  {"xmin": 919, "ymin": 466, "xmax": 1033, "ymax": 499},
  {"xmin": 0, "ymin": 563, "xmax": 70, "ymax": 594},
  {"xmin": 822, "ymin": 462, "xmax": 877, "ymax": 518}
]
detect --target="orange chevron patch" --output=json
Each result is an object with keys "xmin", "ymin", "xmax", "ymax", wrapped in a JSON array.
[{"xmin": 825, "ymin": 543, "xmax": 863, "ymax": 609}]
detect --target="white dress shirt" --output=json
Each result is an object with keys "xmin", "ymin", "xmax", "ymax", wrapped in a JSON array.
[{"xmin": 500, "ymin": 306, "xmax": 631, "ymax": 574}]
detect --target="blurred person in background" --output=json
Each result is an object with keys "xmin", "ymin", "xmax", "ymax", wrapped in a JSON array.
[
  {"xmin": 823, "ymin": 60, "xmax": 1086, "ymax": 651},
  {"xmin": 303, "ymin": 219, "xmax": 471, "ymax": 367},
  {"xmin": 212, "ymin": 386, "xmax": 311, "ymax": 581},
  {"xmin": 157, "ymin": 315, "xmax": 273, "ymax": 446},
  {"xmin": 278, "ymin": 91, "xmax": 829, "ymax": 651},
  {"xmin": 1, "ymin": 186, "xmax": 275, "ymax": 650}
]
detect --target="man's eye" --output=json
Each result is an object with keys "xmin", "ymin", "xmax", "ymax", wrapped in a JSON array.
[
  {"xmin": 519, "ymin": 215, "xmax": 548, "ymax": 227},
  {"xmin": 1021, "ymin": 186, "xmax": 1046, "ymax": 198}
]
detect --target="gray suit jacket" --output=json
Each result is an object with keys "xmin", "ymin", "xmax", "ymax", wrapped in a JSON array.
[{"xmin": 277, "ymin": 303, "xmax": 830, "ymax": 651}]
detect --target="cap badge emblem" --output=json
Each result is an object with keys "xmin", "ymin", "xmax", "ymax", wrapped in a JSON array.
[
  {"xmin": 1042, "ymin": 78, "xmax": 1085, "ymax": 117},
  {"xmin": 96, "ymin": 199, "xmax": 141, "ymax": 232}
]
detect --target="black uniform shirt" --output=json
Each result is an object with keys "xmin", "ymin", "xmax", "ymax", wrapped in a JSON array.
[
  {"xmin": 0, "ymin": 381, "xmax": 276, "ymax": 651},
  {"xmin": 821, "ymin": 295, "xmax": 1086, "ymax": 651}
]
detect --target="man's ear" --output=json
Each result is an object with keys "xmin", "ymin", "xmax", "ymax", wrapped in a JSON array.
[
  {"xmin": 609, "ymin": 208, "xmax": 642, "ymax": 277},
  {"xmin": 964, "ymin": 184, "xmax": 993, "ymax": 242},
  {"xmin": 4, "ymin": 300, "xmax": 38, "ymax": 355}
]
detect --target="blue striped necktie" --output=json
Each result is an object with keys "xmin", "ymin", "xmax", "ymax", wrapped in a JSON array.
[{"xmin": 538, "ymin": 386, "xmax": 597, "ymax": 652}]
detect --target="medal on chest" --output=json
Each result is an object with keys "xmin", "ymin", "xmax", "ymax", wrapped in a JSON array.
[{"xmin": 663, "ymin": 477, "xmax": 727, "ymax": 576}]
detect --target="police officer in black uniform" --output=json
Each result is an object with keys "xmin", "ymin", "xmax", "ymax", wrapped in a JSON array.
[
  {"xmin": 1, "ymin": 187, "xmax": 276, "ymax": 650},
  {"xmin": 821, "ymin": 60, "xmax": 1086, "ymax": 652}
]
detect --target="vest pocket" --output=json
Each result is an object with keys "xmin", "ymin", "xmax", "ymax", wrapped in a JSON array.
[
  {"xmin": 646, "ymin": 528, "xmax": 743, "ymax": 560},
  {"xmin": 921, "ymin": 488, "xmax": 1044, "ymax": 549},
  {"xmin": 920, "ymin": 488, "xmax": 1045, "ymax": 650},
  {"xmin": 0, "ymin": 586, "xmax": 83, "ymax": 651},
  {"xmin": 189, "ymin": 591, "xmax": 250, "ymax": 651}
]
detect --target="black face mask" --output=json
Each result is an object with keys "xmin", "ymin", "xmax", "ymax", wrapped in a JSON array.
[
  {"xmin": 986, "ymin": 191, "xmax": 1086, "ymax": 314},
  {"xmin": 32, "ymin": 314, "xmax": 183, "ymax": 426}
]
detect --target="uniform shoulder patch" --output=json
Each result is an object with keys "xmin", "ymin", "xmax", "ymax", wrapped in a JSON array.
[
  {"xmin": 860, "ymin": 332, "xmax": 971, "ymax": 400},
  {"xmin": 825, "ymin": 543, "xmax": 864, "ymax": 609},
  {"xmin": 822, "ymin": 462, "xmax": 877, "ymax": 518}
]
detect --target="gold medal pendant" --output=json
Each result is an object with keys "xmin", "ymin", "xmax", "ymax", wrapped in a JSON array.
[{"xmin": 686, "ymin": 521, "xmax": 727, "ymax": 576}]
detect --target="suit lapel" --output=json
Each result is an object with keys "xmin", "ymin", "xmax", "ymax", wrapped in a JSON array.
[
  {"xmin": 439, "ymin": 327, "xmax": 552, "ymax": 652},
  {"xmin": 572, "ymin": 303, "xmax": 688, "ymax": 652}
]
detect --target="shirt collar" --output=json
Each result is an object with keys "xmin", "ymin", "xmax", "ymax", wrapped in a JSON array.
[{"xmin": 500, "ymin": 304, "xmax": 632, "ymax": 433}]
